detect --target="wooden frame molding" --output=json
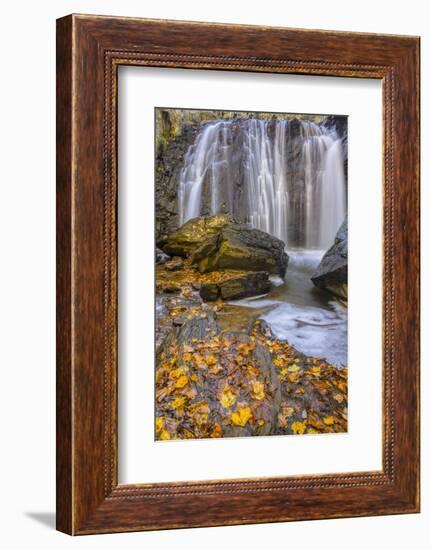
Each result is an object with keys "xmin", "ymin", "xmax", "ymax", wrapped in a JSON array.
[{"xmin": 56, "ymin": 14, "xmax": 420, "ymax": 534}]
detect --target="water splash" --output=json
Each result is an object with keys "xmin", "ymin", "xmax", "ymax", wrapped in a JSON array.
[{"xmin": 178, "ymin": 118, "xmax": 346, "ymax": 250}]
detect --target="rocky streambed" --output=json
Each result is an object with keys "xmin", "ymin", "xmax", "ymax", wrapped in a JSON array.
[{"xmin": 155, "ymin": 215, "xmax": 348, "ymax": 441}]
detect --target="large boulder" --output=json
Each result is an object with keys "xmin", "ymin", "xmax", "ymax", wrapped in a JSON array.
[
  {"xmin": 163, "ymin": 215, "xmax": 234, "ymax": 257},
  {"xmin": 164, "ymin": 215, "xmax": 288, "ymax": 277},
  {"xmin": 200, "ymin": 271, "xmax": 271, "ymax": 301},
  {"xmin": 191, "ymin": 223, "xmax": 288, "ymax": 277},
  {"xmin": 311, "ymin": 220, "xmax": 347, "ymax": 301}
]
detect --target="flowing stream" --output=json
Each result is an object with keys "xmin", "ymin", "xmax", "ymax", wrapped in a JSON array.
[
  {"xmin": 232, "ymin": 251, "xmax": 347, "ymax": 367},
  {"xmin": 177, "ymin": 117, "xmax": 347, "ymax": 367}
]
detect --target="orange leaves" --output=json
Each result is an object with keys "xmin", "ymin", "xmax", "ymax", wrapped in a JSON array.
[
  {"xmin": 246, "ymin": 364, "xmax": 260, "ymax": 378},
  {"xmin": 231, "ymin": 405, "xmax": 253, "ymax": 427},
  {"xmin": 155, "ymin": 284, "xmax": 348, "ymax": 440},
  {"xmin": 210, "ymin": 423, "xmax": 223, "ymax": 438},
  {"xmin": 192, "ymin": 353, "xmax": 206, "ymax": 369},
  {"xmin": 238, "ymin": 342, "xmax": 254, "ymax": 356},
  {"xmin": 205, "ymin": 354, "xmax": 217, "ymax": 366},
  {"xmin": 169, "ymin": 366, "xmax": 190, "ymax": 390},
  {"xmin": 287, "ymin": 371, "xmax": 301, "ymax": 383}
]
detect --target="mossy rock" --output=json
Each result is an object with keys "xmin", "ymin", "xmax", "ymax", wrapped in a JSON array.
[
  {"xmin": 192, "ymin": 225, "xmax": 288, "ymax": 277},
  {"xmin": 163, "ymin": 215, "xmax": 234, "ymax": 257},
  {"xmin": 165, "ymin": 215, "xmax": 288, "ymax": 277}
]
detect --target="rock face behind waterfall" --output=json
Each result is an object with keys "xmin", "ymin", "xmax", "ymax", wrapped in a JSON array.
[
  {"xmin": 164, "ymin": 215, "xmax": 288, "ymax": 277},
  {"xmin": 311, "ymin": 220, "xmax": 347, "ymax": 301},
  {"xmin": 155, "ymin": 113, "xmax": 348, "ymax": 247}
]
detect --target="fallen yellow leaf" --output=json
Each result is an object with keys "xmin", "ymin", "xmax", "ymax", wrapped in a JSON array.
[
  {"xmin": 155, "ymin": 416, "xmax": 164, "ymax": 433},
  {"xmin": 231, "ymin": 405, "xmax": 253, "ymax": 427},
  {"xmin": 323, "ymin": 416, "xmax": 335, "ymax": 425},
  {"xmin": 175, "ymin": 375, "xmax": 189, "ymax": 389},
  {"xmin": 170, "ymin": 366, "xmax": 188, "ymax": 379},
  {"xmin": 250, "ymin": 380, "xmax": 265, "ymax": 400},
  {"xmin": 159, "ymin": 429, "xmax": 171, "ymax": 440},
  {"xmin": 219, "ymin": 387, "xmax": 237, "ymax": 408},
  {"xmin": 172, "ymin": 396, "xmax": 186, "ymax": 409},
  {"xmin": 306, "ymin": 427, "xmax": 319, "ymax": 434},
  {"xmin": 291, "ymin": 421, "xmax": 306, "ymax": 434}
]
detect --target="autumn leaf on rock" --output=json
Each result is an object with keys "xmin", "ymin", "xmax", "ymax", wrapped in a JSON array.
[
  {"xmin": 219, "ymin": 387, "xmax": 237, "ymax": 408},
  {"xmin": 250, "ymin": 380, "xmax": 265, "ymax": 400},
  {"xmin": 333, "ymin": 393, "xmax": 344, "ymax": 403},
  {"xmin": 190, "ymin": 401, "xmax": 210, "ymax": 428},
  {"xmin": 175, "ymin": 375, "xmax": 189, "ymax": 389},
  {"xmin": 231, "ymin": 405, "xmax": 253, "ymax": 427},
  {"xmin": 155, "ymin": 416, "xmax": 164, "ymax": 433},
  {"xmin": 210, "ymin": 423, "xmax": 223, "ymax": 438},
  {"xmin": 171, "ymin": 396, "xmax": 186, "ymax": 409},
  {"xmin": 307, "ymin": 427, "xmax": 319, "ymax": 434},
  {"xmin": 278, "ymin": 403, "xmax": 295, "ymax": 428},
  {"xmin": 159, "ymin": 429, "xmax": 171, "ymax": 440},
  {"xmin": 205, "ymin": 354, "xmax": 217, "ymax": 366},
  {"xmin": 291, "ymin": 421, "xmax": 306, "ymax": 435}
]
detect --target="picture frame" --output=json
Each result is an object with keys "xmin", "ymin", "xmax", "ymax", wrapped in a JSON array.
[{"xmin": 56, "ymin": 14, "xmax": 420, "ymax": 534}]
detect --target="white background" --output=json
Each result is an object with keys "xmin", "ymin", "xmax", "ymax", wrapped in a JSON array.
[
  {"xmin": 0, "ymin": 0, "xmax": 428, "ymax": 548},
  {"xmin": 119, "ymin": 68, "xmax": 382, "ymax": 483}
]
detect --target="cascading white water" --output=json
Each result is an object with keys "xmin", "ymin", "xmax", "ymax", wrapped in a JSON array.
[{"xmin": 178, "ymin": 117, "xmax": 346, "ymax": 249}]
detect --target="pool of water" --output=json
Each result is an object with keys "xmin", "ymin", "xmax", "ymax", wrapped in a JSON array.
[{"xmin": 230, "ymin": 250, "xmax": 348, "ymax": 368}]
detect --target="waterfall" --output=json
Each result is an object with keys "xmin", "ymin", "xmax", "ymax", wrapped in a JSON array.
[{"xmin": 177, "ymin": 117, "xmax": 346, "ymax": 250}]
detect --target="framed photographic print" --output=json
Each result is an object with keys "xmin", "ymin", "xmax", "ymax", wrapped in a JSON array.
[{"xmin": 56, "ymin": 14, "xmax": 420, "ymax": 534}]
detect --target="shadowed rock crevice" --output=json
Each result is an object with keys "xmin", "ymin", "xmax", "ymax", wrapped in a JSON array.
[{"xmin": 311, "ymin": 220, "xmax": 348, "ymax": 302}]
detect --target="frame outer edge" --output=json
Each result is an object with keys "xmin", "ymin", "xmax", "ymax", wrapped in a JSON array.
[
  {"xmin": 57, "ymin": 14, "xmax": 421, "ymax": 534},
  {"xmin": 56, "ymin": 14, "xmax": 74, "ymax": 535}
]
